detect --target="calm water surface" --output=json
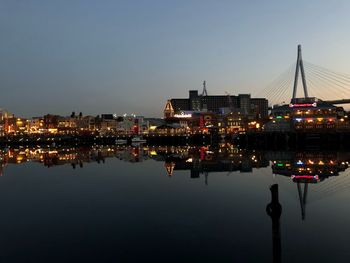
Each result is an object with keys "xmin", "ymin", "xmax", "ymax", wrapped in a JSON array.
[{"xmin": 0, "ymin": 146, "xmax": 350, "ymax": 262}]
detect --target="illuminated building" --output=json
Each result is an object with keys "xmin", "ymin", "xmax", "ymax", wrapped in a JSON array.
[
  {"xmin": 290, "ymin": 98, "xmax": 346, "ymax": 130},
  {"xmin": 43, "ymin": 114, "xmax": 59, "ymax": 133},
  {"xmin": 266, "ymin": 97, "xmax": 348, "ymax": 132},
  {"xmin": 164, "ymin": 100, "xmax": 175, "ymax": 118},
  {"xmin": 58, "ymin": 116, "xmax": 77, "ymax": 132},
  {"xmin": 15, "ymin": 118, "xmax": 29, "ymax": 134},
  {"xmin": 115, "ymin": 115, "xmax": 147, "ymax": 135},
  {"xmin": 0, "ymin": 109, "xmax": 10, "ymax": 136},
  {"xmin": 163, "ymin": 111, "xmax": 219, "ymax": 134},
  {"xmin": 165, "ymin": 90, "xmax": 268, "ymax": 119}
]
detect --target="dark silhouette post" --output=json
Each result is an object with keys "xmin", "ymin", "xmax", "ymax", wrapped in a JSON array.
[
  {"xmin": 266, "ymin": 184, "xmax": 282, "ymax": 263},
  {"xmin": 204, "ymin": 171, "xmax": 208, "ymax": 185}
]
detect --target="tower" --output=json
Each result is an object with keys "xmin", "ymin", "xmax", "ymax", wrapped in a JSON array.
[
  {"xmin": 201, "ymin": 80, "xmax": 208, "ymax": 96},
  {"xmin": 201, "ymin": 81, "xmax": 208, "ymax": 111},
  {"xmin": 292, "ymin": 45, "xmax": 309, "ymax": 101}
]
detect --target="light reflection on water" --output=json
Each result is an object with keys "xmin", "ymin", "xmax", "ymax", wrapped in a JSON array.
[{"xmin": 1, "ymin": 145, "xmax": 350, "ymax": 262}]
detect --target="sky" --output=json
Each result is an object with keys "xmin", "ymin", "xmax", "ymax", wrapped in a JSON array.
[{"xmin": 1, "ymin": 0, "xmax": 350, "ymax": 117}]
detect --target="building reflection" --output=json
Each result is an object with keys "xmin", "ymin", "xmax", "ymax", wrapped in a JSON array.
[
  {"xmin": 1, "ymin": 145, "xmax": 350, "ymax": 222},
  {"xmin": 0, "ymin": 144, "xmax": 271, "ymax": 177},
  {"xmin": 1, "ymin": 146, "xmax": 350, "ymax": 179},
  {"xmin": 0, "ymin": 146, "xmax": 151, "ymax": 174},
  {"xmin": 269, "ymin": 151, "xmax": 350, "ymax": 220},
  {"xmin": 154, "ymin": 145, "xmax": 269, "ymax": 180}
]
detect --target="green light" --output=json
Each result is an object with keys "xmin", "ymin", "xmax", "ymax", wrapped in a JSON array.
[
  {"xmin": 276, "ymin": 116, "xmax": 282, "ymax": 119},
  {"xmin": 277, "ymin": 163, "xmax": 284, "ymax": 167}
]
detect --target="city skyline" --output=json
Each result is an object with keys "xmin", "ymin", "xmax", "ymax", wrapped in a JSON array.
[{"xmin": 2, "ymin": 1, "xmax": 350, "ymax": 117}]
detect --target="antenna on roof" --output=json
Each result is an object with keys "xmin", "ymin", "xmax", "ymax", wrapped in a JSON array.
[{"xmin": 201, "ymin": 80, "xmax": 208, "ymax": 96}]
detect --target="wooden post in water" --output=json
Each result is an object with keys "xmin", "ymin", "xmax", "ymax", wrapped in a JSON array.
[{"xmin": 266, "ymin": 184, "xmax": 282, "ymax": 263}]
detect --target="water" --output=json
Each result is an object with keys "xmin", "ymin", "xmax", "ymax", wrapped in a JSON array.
[{"xmin": 1, "ymin": 145, "xmax": 350, "ymax": 262}]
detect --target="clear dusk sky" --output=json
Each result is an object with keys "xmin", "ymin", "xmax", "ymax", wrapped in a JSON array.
[{"xmin": 1, "ymin": 0, "xmax": 350, "ymax": 117}]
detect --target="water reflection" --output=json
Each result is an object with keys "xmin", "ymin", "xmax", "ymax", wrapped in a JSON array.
[
  {"xmin": 1, "ymin": 145, "xmax": 350, "ymax": 221},
  {"xmin": 1, "ymin": 145, "xmax": 350, "ymax": 262},
  {"xmin": 1, "ymin": 145, "xmax": 350, "ymax": 179}
]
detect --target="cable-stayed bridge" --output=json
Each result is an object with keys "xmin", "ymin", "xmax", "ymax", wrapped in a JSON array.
[{"xmin": 257, "ymin": 45, "xmax": 350, "ymax": 107}]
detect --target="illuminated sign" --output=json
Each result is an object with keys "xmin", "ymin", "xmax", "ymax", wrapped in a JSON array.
[
  {"xmin": 289, "ymin": 102, "xmax": 317, "ymax": 108},
  {"xmin": 291, "ymin": 175, "xmax": 319, "ymax": 180},
  {"xmin": 174, "ymin": 112, "xmax": 192, "ymax": 118}
]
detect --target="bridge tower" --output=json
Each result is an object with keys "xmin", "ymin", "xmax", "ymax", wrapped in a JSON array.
[{"xmin": 292, "ymin": 45, "xmax": 309, "ymax": 101}]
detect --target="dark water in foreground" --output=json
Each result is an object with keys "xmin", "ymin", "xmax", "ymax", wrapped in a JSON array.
[{"xmin": 1, "ymin": 145, "xmax": 350, "ymax": 262}]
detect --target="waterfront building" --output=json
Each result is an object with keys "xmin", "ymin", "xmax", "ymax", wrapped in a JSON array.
[
  {"xmin": 5, "ymin": 115, "xmax": 17, "ymax": 134},
  {"xmin": 251, "ymin": 98, "xmax": 269, "ymax": 119},
  {"xmin": 58, "ymin": 116, "xmax": 77, "ymax": 134},
  {"xmin": 154, "ymin": 123, "xmax": 184, "ymax": 135},
  {"xmin": 291, "ymin": 98, "xmax": 348, "ymax": 130},
  {"xmin": 220, "ymin": 112, "xmax": 245, "ymax": 134},
  {"xmin": 0, "ymin": 109, "xmax": 11, "ymax": 136},
  {"xmin": 164, "ymin": 100, "xmax": 175, "ymax": 118},
  {"xmin": 57, "ymin": 113, "xmax": 97, "ymax": 134},
  {"xmin": 42, "ymin": 114, "xmax": 60, "ymax": 134},
  {"xmin": 115, "ymin": 114, "xmax": 147, "ymax": 135},
  {"xmin": 163, "ymin": 111, "xmax": 219, "ymax": 134},
  {"xmin": 144, "ymin": 118, "xmax": 166, "ymax": 134},
  {"xmin": 165, "ymin": 90, "xmax": 268, "ymax": 119},
  {"xmin": 29, "ymin": 117, "xmax": 44, "ymax": 134},
  {"xmin": 265, "ymin": 97, "xmax": 348, "ymax": 132},
  {"xmin": 99, "ymin": 116, "xmax": 117, "ymax": 134},
  {"xmin": 78, "ymin": 116, "xmax": 97, "ymax": 133},
  {"xmin": 15, "ymin": 118, "xmax": 29, "ymax": 134}
]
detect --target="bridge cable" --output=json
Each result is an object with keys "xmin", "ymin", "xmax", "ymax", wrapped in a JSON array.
[
  {"xmin": 256, "ymin": 63, "xmax": 296, "ymax": 103},
  {"xmin": 266, "ymin": 65, "xmax": 295, "ymax": 105},
  {"xmin": 256, "ymin": 63, "xmax": 295, "ymax": 97},
  {"xmin": 307, "ymin": 77, "xmax": 333, "ymax": 100},
  {"xmin": 268, "ymin": 77, "xmax": 292, "ymax": 104},
  {"xmin": 304, "ymin": 66, "xmax": 350, "ymax": 99},
  {"xmin": 304, "ymin": 61, "xmax": 350, "ymax": 82},
  {"xmin": 264, "ymin": 70, "xmax": 294, "ymax": 102},
  {"xmin": 305, "ymin": 71, "xmax": 344, "ymax": 100},
  {"xmin": 274, "ymin": 76, "xmax": 294, "ymax": 105},
  {"xmin": 304, "ymin": 64, "xmax": 350, "ymax": 95},
  {"xmin": 305, "ymin": 64, "xmax": 350, "ymax": 93}
]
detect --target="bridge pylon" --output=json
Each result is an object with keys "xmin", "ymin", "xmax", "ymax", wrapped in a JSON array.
[{"xmin": 292, "ymin": 45, "xmax": 309, "ymax": 101}]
